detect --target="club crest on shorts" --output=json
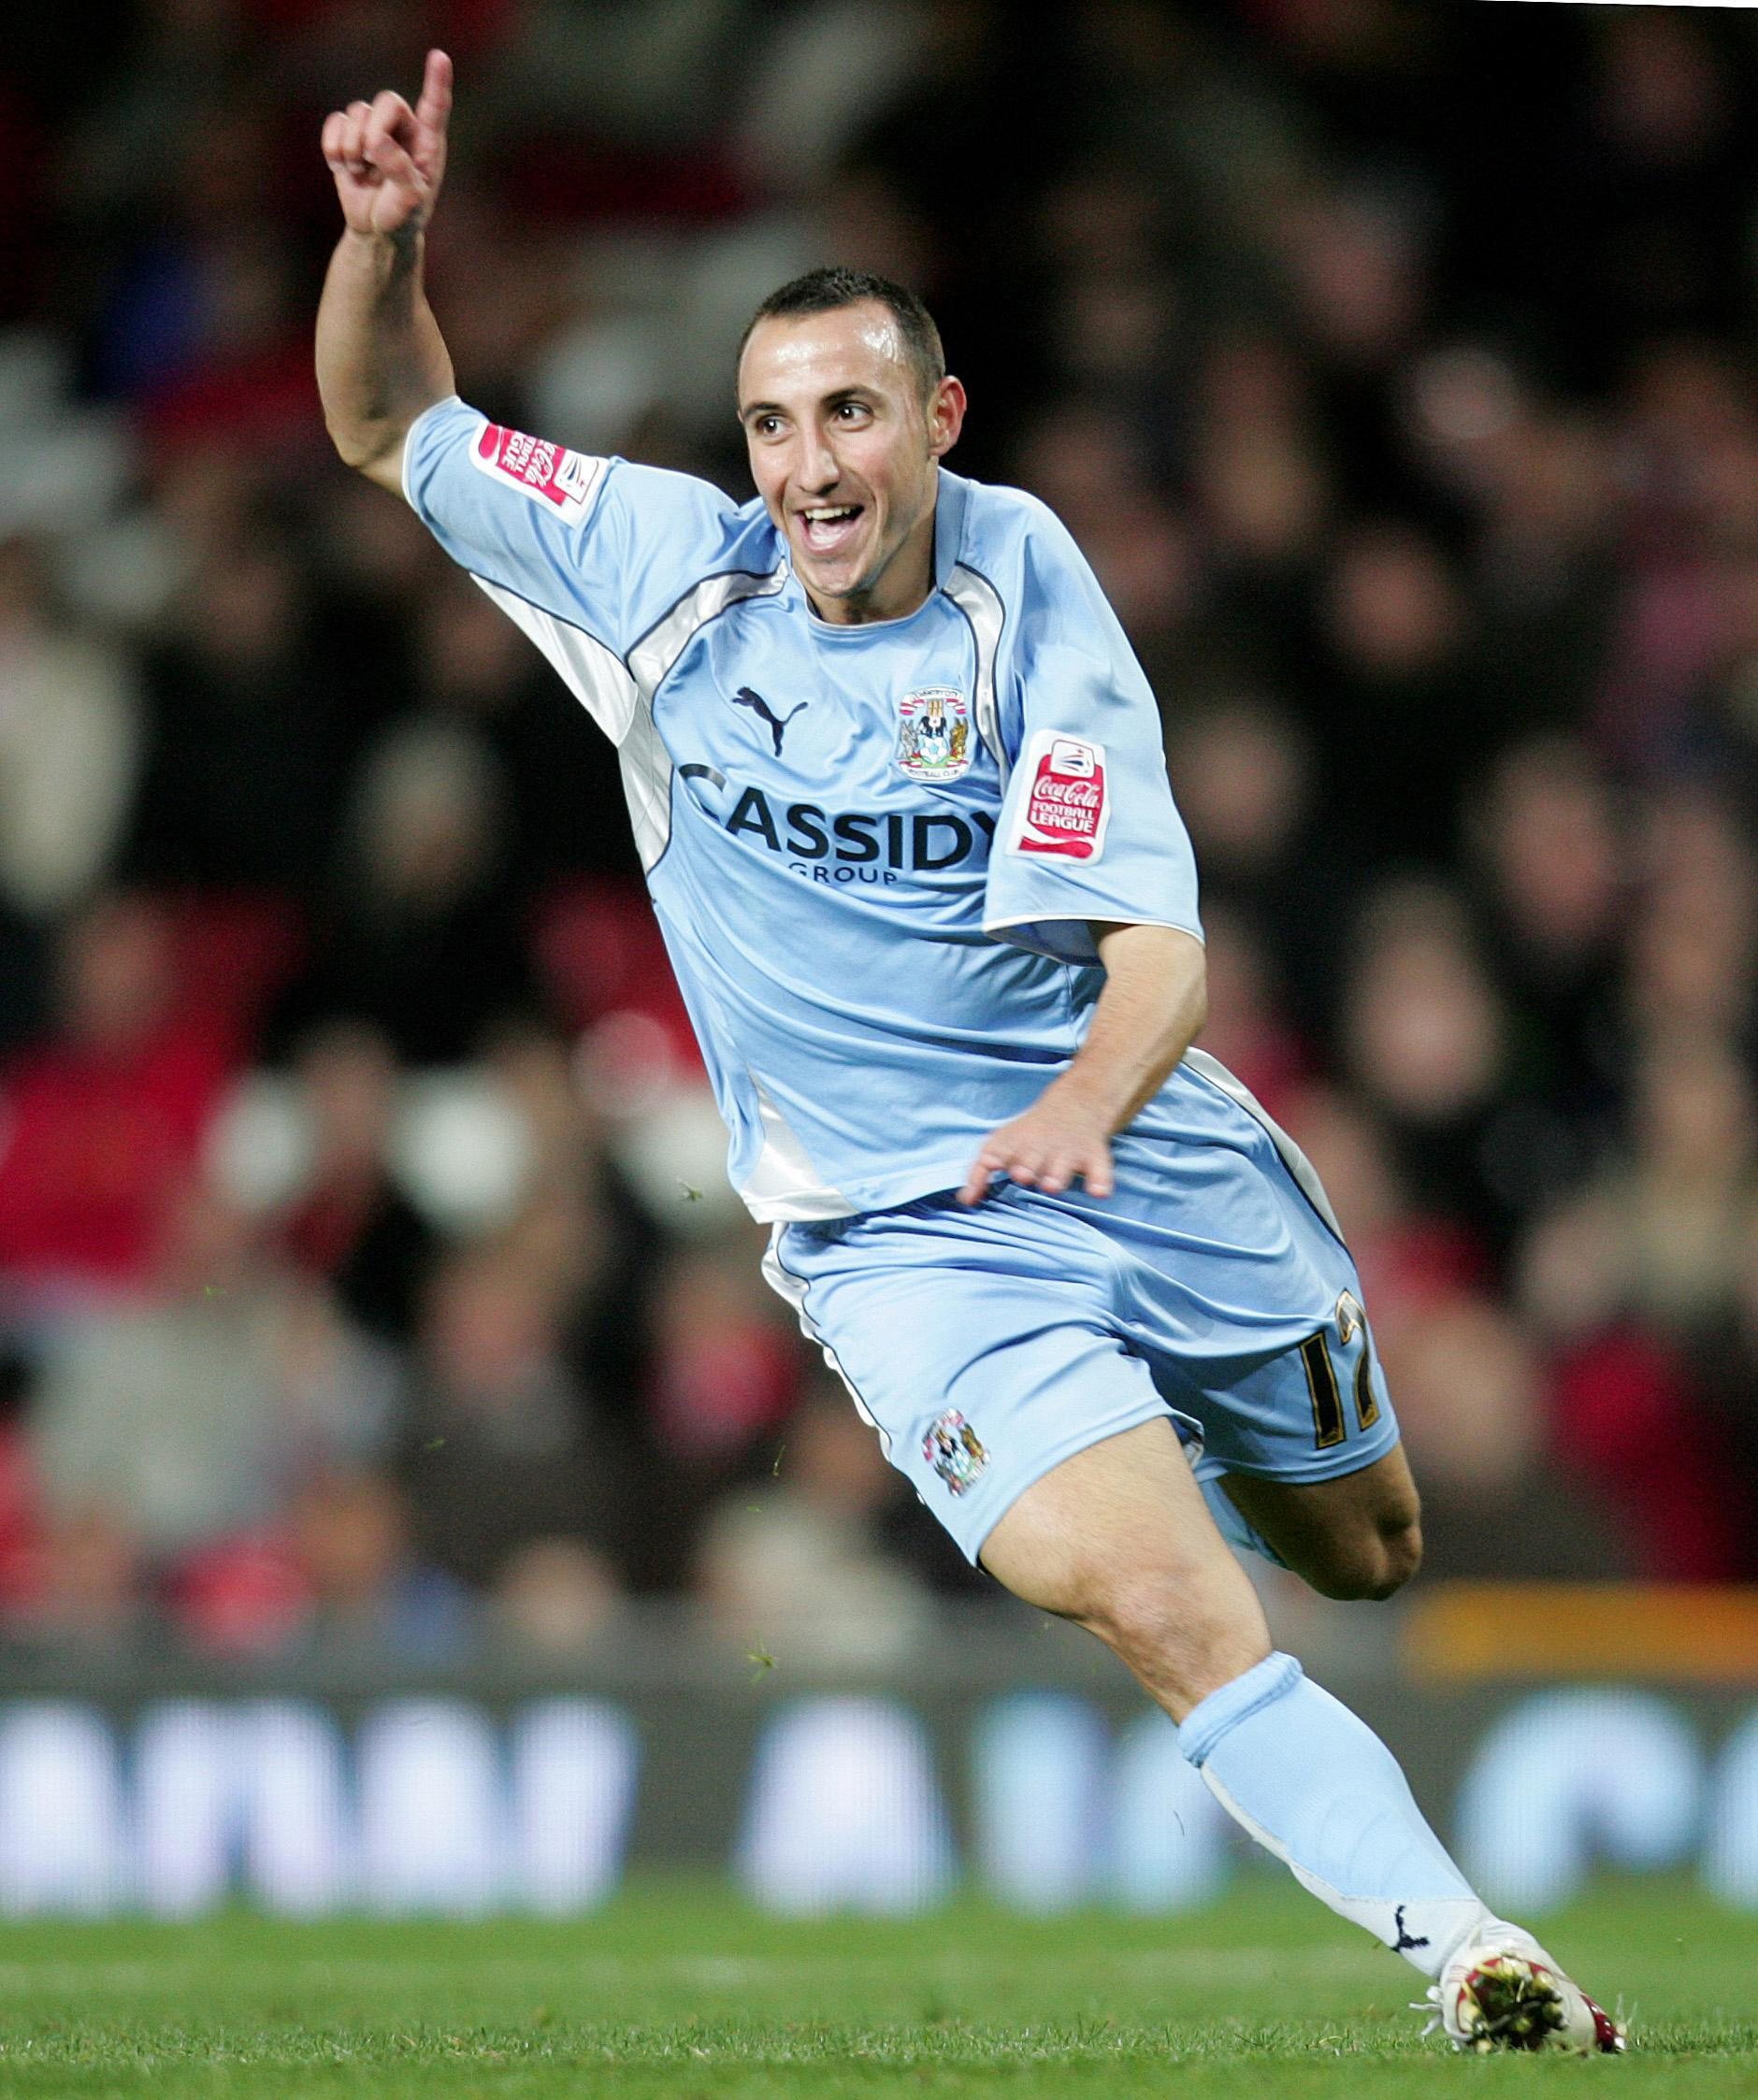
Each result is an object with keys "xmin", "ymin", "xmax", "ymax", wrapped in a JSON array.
[
  {"xmin": 896, "ymin": 686, "xmax": 972, "ymax": 782},
  {"xmin": 923, "ymin": 1407, "xmax": 988, "ymax": 1495}
]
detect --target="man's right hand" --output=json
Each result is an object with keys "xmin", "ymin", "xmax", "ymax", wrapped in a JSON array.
[{"xmin": 322, "ymin": 48, "xmax": 453, "ymax": 239}]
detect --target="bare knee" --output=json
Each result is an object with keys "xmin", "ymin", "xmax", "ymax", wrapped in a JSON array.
[
  {"xmin": 977, "ymin": 1419, "xmax": 1275, "ymax": 1717},
  {"xmin": 1074, "ymin": 1570, "xmax": 1270, "ymax": 1717},
  {"xmin": 1223, "ymin": 1453, "xmax": 1424, "ymax": 1603},
  {"xmin": 1306, "ymin": 1515, "xmax": 1423, "ymax": 1602}
]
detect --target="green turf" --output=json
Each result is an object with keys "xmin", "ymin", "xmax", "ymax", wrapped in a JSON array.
[{"xmin": 0, "ymin": 1879, "xmax": 1750, "ymax": 2095}]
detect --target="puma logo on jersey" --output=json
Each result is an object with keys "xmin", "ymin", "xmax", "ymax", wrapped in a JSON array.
[{"xmin": 730, "ymin": 686, "xmax": 808, "ymax": 756}]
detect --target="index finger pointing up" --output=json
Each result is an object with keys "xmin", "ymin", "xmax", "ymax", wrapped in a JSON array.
[{"xmin": 415, "ymin": 48, "xmax": 453, "ymax": 135}]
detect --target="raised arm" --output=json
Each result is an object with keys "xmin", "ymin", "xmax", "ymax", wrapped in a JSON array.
[{"xmin": 316, "ymin": 48, "xmax": 457, "ymax": 497}]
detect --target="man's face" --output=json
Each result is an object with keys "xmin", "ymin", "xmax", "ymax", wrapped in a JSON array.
[{"xmin": 738, "ymin": 301, "xmax": 965, "ymax": 625}]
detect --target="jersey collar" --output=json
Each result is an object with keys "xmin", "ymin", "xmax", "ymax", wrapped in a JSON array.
[{"xmin": 931, "ymin": 467, "xmax": 972, "ymax": 595}]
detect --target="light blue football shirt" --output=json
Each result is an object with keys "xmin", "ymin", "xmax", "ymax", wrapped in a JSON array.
[{"xmin": 403, "ymin": 397, "xmax": 1238, "ymax": 1223}]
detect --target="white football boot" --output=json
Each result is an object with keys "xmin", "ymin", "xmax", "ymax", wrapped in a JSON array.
[{"xmin": 1427, "ymin": 1921, "xmax": 1625, "ymax": 2055}]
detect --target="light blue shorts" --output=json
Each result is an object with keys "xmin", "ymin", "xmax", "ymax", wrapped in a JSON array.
[{"xmin": 764, "ymin": 1089, "xmax": 1400, "ymax": 1564}]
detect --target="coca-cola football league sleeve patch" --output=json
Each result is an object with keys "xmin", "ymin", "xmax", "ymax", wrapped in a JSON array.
[
  {"xmin": 1004, "ymin": 731, "xmax": 1111, "ymax": 862},
  {"xmin": 468, "ymin": 423, "xmax": 607, "ymax": 523},
  {"xmin": 985, "ymin": 716, "xmax": 1201, "ymax": 968}
]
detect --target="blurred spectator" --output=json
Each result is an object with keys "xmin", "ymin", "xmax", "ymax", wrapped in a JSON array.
[
  {"xmin": 276, "ymin": 716, "xmax": 542, "ymax": 1063},
  {"xmin": 26, "ymin": 1187, "xmax": 396, "ymax": 1556},
  {"xmin": 7, "ymin": 1505, "xmax": 148, "ymax": 1655},
  {"xmin": 478, "ymin": 1024, "xmax": 664, "ymax": 1484},
  {"xmin": 312, "ymin": 469, "xmax": 434, "ymax": 702},
  {"xmin": 647, "ymin": 1231, "xmax": 801, "ymax": 1479},
  {"xmin": 92, "ymin": 87, "xmax": 313, "ymax": 452},
  {"xmin": 492, "ymin": 1534, "xmax": 624, "ymax": 1655},
  {"xmin": 273, "ymin": 1020, "xmax": 437, "ymax": 1345},
  {"xmin": 1337, "ymin": 880, "xmax": 1514, "ymax": 1251},
  {"xmin": 402, "ymin": 1245, "xmax": 630, "ymax": 1590},
  {"xmin": 1462, "ymin": 734, "xmax": 1628, "ymax": 1216},
  {"xmin": 1165, "ymin": 694, "xmax": 1350, "ymax": 1043},
  {"xmin": 1624, "ymin": 785, "xmax": 1754, "ymax": 1050},
  {"xmin": 1582, "ymin": 11, "xmax": 1743, "ymax": 338},
  {"xmin": 1534, "ymin": 1034, "xmax": 1758, "ymax": 1344},
  {"xmin": 1282, "ymin": 1082, "xmax": 1484, "ymax": 1325},
  {"xmin": 125, "ymin": 523, "xmax": 351, "ymax": 895},
  {"xmin": 278, "ymin": 1465, "xmax": 474, "ymax": 1661},
  {"xmin": 0, "ymin": 895, "xmax": 239, "ymax": 1301},
  {"xmin": 1189, "ymin": 334, "xmax": 1333, "ymax": 678},
  {"xmin": 0, "ymin": 535, "xmax": 139, "ymax": 1049},
  {"xmin": 696, "ymin": 1382, "xmax": 931, "ymax": 1667},
  {"xmin": 1598, "ymin": 341, "xmax": 1758, "ymax": 769},
  {"xmin": 1277, "ymin": 180, "xmax": 1427, "ymax": 381},
  {"xmin": 1516, "ymin": 1168, "xmax": 1753, "ymax": 1581},
  {"xmin": 1464, "ymin": 407, "xmax": 1618, "ymax": 739},
  {"xmin": 1687, "ymin": 1216, "xmax": 1758, "ymax": 1574},
  {"xmin": 1374, "ymin": 1291, "xmax": 1625, "ymax": 1578},
  {"xmin": 1539, "ymin": 1313, "xmax": 1749, "ymax": 1586},
  {"xmin": 1465, "ymin": 735, "xmax": 1626, "ymax": 1105},
  {"xmin": 1191, "ymin": 903, "xmax": 1308, "ymax": 1125},
  {"xmin": 1311, "ymin": 521, "xmax": 1474, "ymax": 870}
]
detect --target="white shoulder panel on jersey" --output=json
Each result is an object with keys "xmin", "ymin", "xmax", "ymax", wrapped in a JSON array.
[
  {"xmin": 471, "ymin": 579, "xmax": 639, "ymax": 741},
  {"xmin": 1182, "ymin": 1047, "xmax": 1344, "ymax": 1243},
  {"xmin": 740, "ymin": 1077, "xmax": 857, "ymax": 1221},
  {"xmin": 483, "ymin": 559, "xmax": 789, "ymax": 873},
  {"xmin": 627, "ymin": 564, "xmax": 788, "ymax": 699},
  {"xmin": 617, "ymin": 563, "xmax": 789, "ymax": 872},
  {"xmin": 760, "ymin": 1228, "xmax": 892, "ymax": 1456},
  {"xmin": 942, "ymin": 563, "xmax": 1006, "ymax": 781},
  {"xmin": 614, "ymin": 705, "xmax": 674, "ymax": 874}
]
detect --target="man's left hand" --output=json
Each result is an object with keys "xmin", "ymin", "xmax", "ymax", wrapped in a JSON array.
[{"xmin": 957, "ymin": 1088, "xmax": 1115, "ymax": 1206}]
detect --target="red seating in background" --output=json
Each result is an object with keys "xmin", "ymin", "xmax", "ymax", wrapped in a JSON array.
[{"xmin": 530, "ymin": 879, "xmax": 700, "ymax": 1070}]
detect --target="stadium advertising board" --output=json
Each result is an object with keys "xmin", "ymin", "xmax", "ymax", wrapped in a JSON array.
[{"xmin": 0, "ymin": 1673, "xmax": 1751, "ymax": 1918}]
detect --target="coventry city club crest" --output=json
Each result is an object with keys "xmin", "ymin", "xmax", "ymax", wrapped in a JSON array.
[
  {"xmin": 923, "ymin": 1408, "xmax": 988, "ymax": 1496},
  {"xmin": 896, "ymin": 686, "xmax": 972, "ymax": 782}
]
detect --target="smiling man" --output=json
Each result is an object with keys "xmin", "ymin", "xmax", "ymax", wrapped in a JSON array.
[
  {"xmin": 316, "ymin": 53, "xmax": 1620, "ymax": 2055},
  {"xmin": 736, "ymin": 281, "xmax": 961, "ymax": 624}
]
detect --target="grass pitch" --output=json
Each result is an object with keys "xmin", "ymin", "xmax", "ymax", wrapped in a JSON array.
[{"xmin": 0, "ymin": 1878, "xmax": 1750, "ymax": 2096}]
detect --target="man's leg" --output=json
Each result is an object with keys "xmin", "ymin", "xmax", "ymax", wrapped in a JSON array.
[
  {"xmin": 1219, "ymin": 1446, "xmax": 1423, "ymax": 1602},
  {"xmin": 981, "ymin": 1418, "xmax": 1621, "ymax": 2050},
  {"xmin": 981, "ymin": 1416, "xmax": 1492, "ymax": 1978},
  {"xmin": 979, "ymin": 1422, "xmax": 1487, "ymax": 1975},
  {"xmin": 979, "ymin": 1410, "xmax": 1274, "ymax": 1715},
  {"xmin": 769, "ymin": 1204, "xmax": 1617, "ymax": 2050}
]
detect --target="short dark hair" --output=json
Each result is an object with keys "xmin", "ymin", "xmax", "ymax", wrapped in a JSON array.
[{"xmin": 739, "ymin": 266, "xmax": 946, "ymax": 399}]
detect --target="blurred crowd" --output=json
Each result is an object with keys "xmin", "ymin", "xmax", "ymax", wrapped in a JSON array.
[{"xmin": 0, "ymin": 0, "xmax": 1754, "ymax": 1662}]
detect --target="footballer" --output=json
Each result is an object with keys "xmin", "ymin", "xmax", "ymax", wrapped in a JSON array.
[{"xmin": 317, "ymin": 52, "xmax": 1621, "ymax": 2054}]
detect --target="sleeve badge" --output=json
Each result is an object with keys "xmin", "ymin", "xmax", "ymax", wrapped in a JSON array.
[
  {"xmin": 1005, "ymin": 730, "xmax": 1110, "ymax": 861},
  {"xmin": 469, "ymin": 422, "xmax": 606, "ymax": 523}
]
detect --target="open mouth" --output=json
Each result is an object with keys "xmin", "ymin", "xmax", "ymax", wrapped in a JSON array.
[{"xmin": 797, "ymin": 504, "xmax": 865, "ymax": 557}]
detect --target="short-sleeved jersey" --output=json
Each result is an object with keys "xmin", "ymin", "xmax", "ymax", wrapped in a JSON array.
[{"xmin": 404, "ymin": 396, "xmax": 1213, "ymax": 1221}]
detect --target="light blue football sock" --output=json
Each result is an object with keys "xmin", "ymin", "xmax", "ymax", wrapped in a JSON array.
[{"xmin": 1179, "ymin": 1651, "xmax": 1492, "ymax": 1978}]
